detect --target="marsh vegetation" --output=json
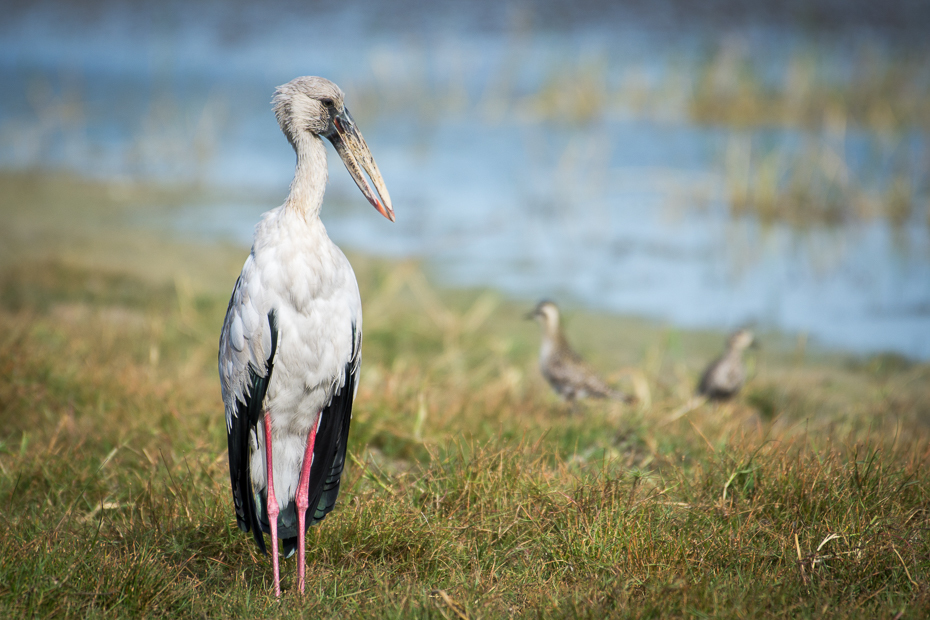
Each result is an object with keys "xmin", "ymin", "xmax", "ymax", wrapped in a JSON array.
[{"xmin": 0, "ymin": 172, "xmax": 927, "ymax": 618}]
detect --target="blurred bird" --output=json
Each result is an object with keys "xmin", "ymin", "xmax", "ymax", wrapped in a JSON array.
[
  {"xmin": 697, "ymin": 329, "xmax": 756, "ymax": 400},
  {"xmin": 527, "ymin": 300, "xmax": 633, "ymax": 403},
  {"xmin": 218, "ymin": 77, "xmax": 394, "ymax": 597}
]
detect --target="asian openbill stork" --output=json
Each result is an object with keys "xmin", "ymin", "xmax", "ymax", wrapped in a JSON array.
[{"xmin": 218, "ymin": 76, "xmax": 393, "ymax": 597}]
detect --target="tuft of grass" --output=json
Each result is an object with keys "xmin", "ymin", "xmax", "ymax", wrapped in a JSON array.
[
  {"xmin": 354, "ymin": 37, "xmax": 930, "ymax": 133},
  {"xmin": 688, "ymin": 43, "xmax": 930, "ymax": 133},
  {"xmin": 722, "ymin": 133, "xmax": 927, "ymax": 230},
  {"xmin": 351, "ymin": 37, "xmax": 930, "ymax": 233},
  {"xmin": 0, "ymin": 171, "xmax": 928, "ymax": 617}
]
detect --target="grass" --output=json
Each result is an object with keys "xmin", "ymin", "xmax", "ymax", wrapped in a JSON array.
[
  {"xmin": 355, "ymin": 35, "xmax": 930, "ymax": 133},
  {"xmin": 687, "ymin": 43, "xmax": 930, "ymax": 133},
  {"xmin": 0, "ymin": 171, "xmax": 929, "ymax": 618},
  {"xmin": 721, "ymin": 133, "xmax": 927, "ymax": 230}
]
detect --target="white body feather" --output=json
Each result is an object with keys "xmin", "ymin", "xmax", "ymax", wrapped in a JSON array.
[{"xmin": 219, "ymin": 133, "xmax": 362, "ymax": 514}]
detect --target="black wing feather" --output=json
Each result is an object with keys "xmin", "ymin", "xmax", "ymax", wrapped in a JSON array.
[
  {"xmin": 312, "ymin": 360, "xmax": 357, "ymax": 523},
  {"xmin": 227, "ymin": 308, "xmax": 278, "ymax": 554},
  {"xmin": 311, "ymin": 321, "xmax": 360, "ymax": 523}
]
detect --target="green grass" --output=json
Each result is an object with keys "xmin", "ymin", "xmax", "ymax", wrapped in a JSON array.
[{"xmin": 0, "ymin": 172, "xmax": 928, "ymax": 618}]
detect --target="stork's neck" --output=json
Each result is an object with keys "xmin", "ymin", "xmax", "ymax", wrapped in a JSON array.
[{"xmin": 285, "ymin": 133, "xmax": 328, "ymax": 220}]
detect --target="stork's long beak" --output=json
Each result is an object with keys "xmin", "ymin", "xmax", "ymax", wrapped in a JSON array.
[{"xmin": 324, "ymin": 107, "xmax": 394, "ymax": 222}]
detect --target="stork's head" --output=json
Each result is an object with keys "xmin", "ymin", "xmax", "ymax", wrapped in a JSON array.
[
  {"xmin": 727, "ymin": 329, "xmax": 756, "ymax": 353},
  {"xmin": 273, "ymin": 76, "xmax": 394, "ymax": 221},
  {"xmin": 527, "ymin": 300, "xmax": 562, "ymax": 334}
]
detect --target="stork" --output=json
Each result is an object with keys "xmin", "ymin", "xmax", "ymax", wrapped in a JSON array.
[
  {"xmin": 527, "ymin": 300, "xmax": 633, "ymax": 403},
  {"xmin": 218, "ymin": 76, "xmax": 393, "ymax": 597}
]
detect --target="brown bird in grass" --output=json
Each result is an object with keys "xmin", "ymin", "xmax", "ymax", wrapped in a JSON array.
[
  {"xmin": 527, "ymin": 300, "xmax": 632, "ymax": 403},
  {"xmin": 697, "ymin": 329, "xmax": 756, "ymax": 400}
]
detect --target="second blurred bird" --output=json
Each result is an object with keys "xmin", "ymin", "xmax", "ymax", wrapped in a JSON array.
[{"xmin": 697, "ymin": 329, "xmax": 757, "ymax": 400}]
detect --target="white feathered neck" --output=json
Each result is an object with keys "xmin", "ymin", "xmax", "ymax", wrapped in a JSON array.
[{"xmin": 285, "ymin": 131, "xmax": 329, "ymax": 221}]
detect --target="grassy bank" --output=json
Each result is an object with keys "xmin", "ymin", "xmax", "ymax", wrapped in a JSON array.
[{"xmin": 0, "ymin": 172, "xmax": 928, "ymax": 618}]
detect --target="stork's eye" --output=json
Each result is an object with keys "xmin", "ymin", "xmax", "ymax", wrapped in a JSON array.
[{"xmin": 320, "ymin": 98, "xmax": 334, "ymax": 107}]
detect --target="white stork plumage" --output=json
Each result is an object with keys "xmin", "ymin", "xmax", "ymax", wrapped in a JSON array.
[{"xmin": 218, "ymin": 76, "xmax": 393, "ymax": 597}]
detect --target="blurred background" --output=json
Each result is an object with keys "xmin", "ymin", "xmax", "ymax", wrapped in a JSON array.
[{"xmin": 2, "ymin": 0, "xmax": 929, "ymax": 359}]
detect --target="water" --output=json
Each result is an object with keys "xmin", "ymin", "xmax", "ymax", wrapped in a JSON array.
[{"xmin": 2, "ymin": 0, "xmax": 929, "ymax": 359}]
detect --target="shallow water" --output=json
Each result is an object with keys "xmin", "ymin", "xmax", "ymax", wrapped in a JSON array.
[{"xmin": 1, "ymin": 0, "xmax": 929, "ymax": 359}]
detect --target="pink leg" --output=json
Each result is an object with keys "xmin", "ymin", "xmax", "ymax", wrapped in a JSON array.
[
  {"xmin": 295, "ymin": 412, "xmax": 320, "ymax": 595},
  {"xmin": 263, "ymin": 412, "xmax": 281, "ymax": 598}
]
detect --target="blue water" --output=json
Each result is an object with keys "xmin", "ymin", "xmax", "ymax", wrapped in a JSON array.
[{"xmin": 2, "ymin": 0, "xmax": 929, "ymax": 359}]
